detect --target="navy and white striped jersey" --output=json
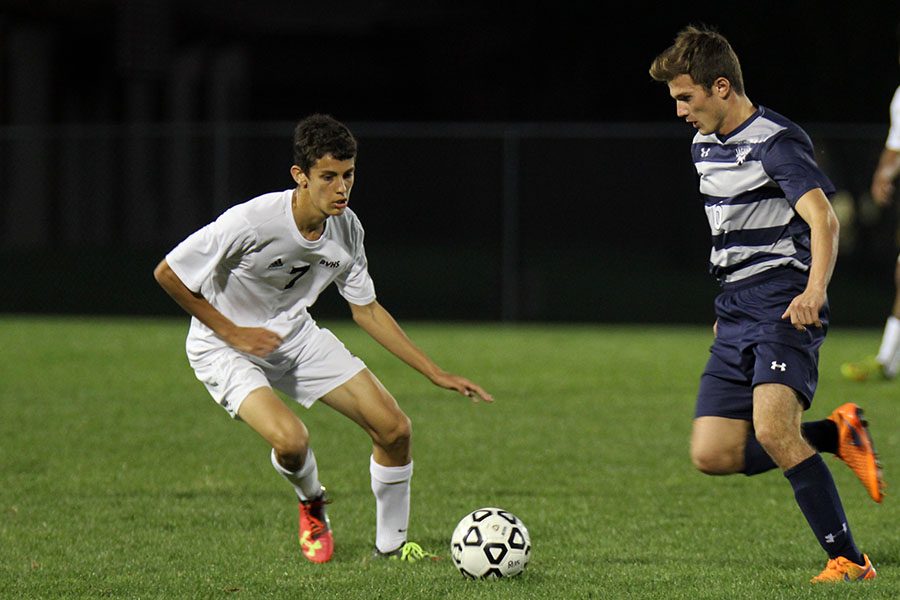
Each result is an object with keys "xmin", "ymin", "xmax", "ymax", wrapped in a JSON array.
[{"xmin": 691, "ymin": 106, "xmax": 835, "ymax": 284}]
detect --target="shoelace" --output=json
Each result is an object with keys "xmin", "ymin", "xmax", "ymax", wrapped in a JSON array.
[
  {"xmin": 302, "ymin": 498, "xmax": 331, "ymax": 538},
  {"xmin": 815, "ymin": 558, "xmax": 847, "ymax": 581},
  {"xmin": 822, "ymin": 556, "xmax": 868, "ymax": 578}
]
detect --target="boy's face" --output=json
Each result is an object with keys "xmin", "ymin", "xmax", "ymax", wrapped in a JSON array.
[
  {"xmin": 667, "ymin": 74, "xmax": 726, "ymax": 136},
  {"xmin": 295, "ymin": 154, "xmax": 356, "ymax": 216}
]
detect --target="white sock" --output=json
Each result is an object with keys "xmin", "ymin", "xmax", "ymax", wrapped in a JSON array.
[
  {"xmin": 370, "ymin": 455, "xmax": 413, "ymax": 553},
  {"xmin": 877, "ymin": 316, "xmax": 900, "ymax": 377},
  {"xmin": 270, "ymin": 448, "xmax": 322, "ymax": 501}
]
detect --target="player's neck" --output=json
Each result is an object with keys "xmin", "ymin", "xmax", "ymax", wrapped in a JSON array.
[
  {"xmin": 719, "ymin": 96, "xmax": 756, "ymax": 136},
  {"xmin": 292, "ymin": 188, "xmax": 327, "ymax": 241}
]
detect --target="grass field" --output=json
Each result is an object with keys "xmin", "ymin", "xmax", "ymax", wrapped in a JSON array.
[{"xmin": 1, "ymin": 316, "xmax": 898, "ymax": 599}]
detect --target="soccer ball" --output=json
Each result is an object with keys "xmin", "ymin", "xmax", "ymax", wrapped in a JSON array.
[{"xmin": 450, "ymin": 507, "xmax": 531, "ymax": 579}]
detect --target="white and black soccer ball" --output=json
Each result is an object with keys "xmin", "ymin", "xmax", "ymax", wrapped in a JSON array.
[{"xmin": 450, "ymin": 507, "xmax": 531, "ymax": 579}]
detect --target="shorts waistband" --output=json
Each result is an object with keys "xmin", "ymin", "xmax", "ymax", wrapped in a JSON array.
[{"xmin": 720, "ymin": 267, "xmax": 808, "ymax": 291}]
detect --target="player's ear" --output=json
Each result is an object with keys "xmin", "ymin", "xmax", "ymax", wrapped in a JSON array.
[
  {"xmin": 713, "ymin": 77, "xmax": 731, "ymax": 98},
  {"xmin": 290, "ymin": 165, "xmax": 309, "ymax": 188}
]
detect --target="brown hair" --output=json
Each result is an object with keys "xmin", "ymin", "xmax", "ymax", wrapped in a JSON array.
[
  {"xmin": 649, "ymin": 25, "xmax": 745, "ymax": 94},
  {"xmin": 292, "ymin": 114, "xmax": 357, "ymax": 175}
]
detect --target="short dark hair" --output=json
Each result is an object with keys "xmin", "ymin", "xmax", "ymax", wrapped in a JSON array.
[
  {"xmin": 292, "ymin": 114, "xmax": 357, "ymax": 174},
  {"xmin": 649, "ymin": 25, "xmax": 745, "ymax": 95}
]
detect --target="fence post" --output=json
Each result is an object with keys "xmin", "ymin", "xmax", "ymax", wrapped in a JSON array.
[{"xmin": 502, "ymin": 128, "xmax": 520, "ymax": 321}]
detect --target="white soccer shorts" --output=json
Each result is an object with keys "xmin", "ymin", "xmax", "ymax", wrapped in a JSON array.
[{"xmin": 189, "ymin": 326, "xmax": 366, "ymax": 419}]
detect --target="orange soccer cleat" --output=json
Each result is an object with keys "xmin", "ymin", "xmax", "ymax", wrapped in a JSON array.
[
  {"xmin": 298, "ymin": 488, "xmax": 334, "ymax": 563},
  {"xmin": 828, "ymin": 403, "xmax": 885, "ymax": 503},
  {"xmin": 811, "ymin": 554, "xmax": 877, "ymax": 583}
]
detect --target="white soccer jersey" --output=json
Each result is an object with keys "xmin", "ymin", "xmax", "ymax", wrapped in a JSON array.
[
  {"xmin": 166, "ymin": 189, "xmax": 376, "ymax": 358},
  {"xmin": 886, "ymin": 85, "xmax": 900, "ymax": 151}
]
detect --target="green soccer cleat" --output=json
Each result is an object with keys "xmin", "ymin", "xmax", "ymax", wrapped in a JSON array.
[
  {"xmin": 840, "ymin": 357, "xmax": 888, "ymax": 382},
  {"xmin": 371, "ymin": 541, "xmax": 440, "ymax": 562}
]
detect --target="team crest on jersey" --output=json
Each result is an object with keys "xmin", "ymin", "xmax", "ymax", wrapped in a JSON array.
[{"xmin": 734, "ymin": 145, "xmax": 752, "ymax": 165}]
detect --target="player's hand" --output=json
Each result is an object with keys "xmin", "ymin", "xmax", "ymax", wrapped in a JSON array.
[
  {"xmin": 871, "ymin": 173, "xmax": 895, "ymax": 207},
  {"xmin": 430, "ymin": 371, "xmax": 493, "ymax": 403},
  {"xmin": 781, "ymin": 288, "xmax": 826, "ymax": 332},
  {"xmin": 712, "ymin": 319, "xmax": 718, "ymax": 338},
  {"xmin": 224, "ymin": 326, "xmax": 283, "ymax": 357}
]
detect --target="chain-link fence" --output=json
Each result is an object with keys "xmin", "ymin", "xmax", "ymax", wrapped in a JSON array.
[{"xmin": 0, "ymin": 121, "xmax": 893, "ymax": 324}]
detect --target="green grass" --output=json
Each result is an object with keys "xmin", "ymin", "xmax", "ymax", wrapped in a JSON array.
[{"xmin": 1, "ymin": 316, "xmax": 898, "ymax": 598}]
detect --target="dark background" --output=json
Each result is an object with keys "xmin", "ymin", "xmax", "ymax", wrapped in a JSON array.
[
  {"xmin": 4, "ymin": 1, "xmax": 899, "ymax": 124},
  {"xmin": 2, "ymin": 0, "xmax": 899, "ymax": 325}
]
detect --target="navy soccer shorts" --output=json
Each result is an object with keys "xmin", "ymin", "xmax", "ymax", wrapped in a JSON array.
[{"xmin": 695, "ymin": 269, "xmax": 828, "ymax": 422}]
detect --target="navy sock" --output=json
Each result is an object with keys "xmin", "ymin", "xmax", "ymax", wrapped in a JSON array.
[
  {"xmin": 784, "ymin": 454, "xmax": 863, "ymax": 563},
  {"xmin": 801, "ymin": 420, "xmax": 838, "ymax": 454},
  {"xmin": 743, "ymin": 433, "xmax": 777, "ymax": 475},
  {"xmin": 742, "ymin": 420, "xmax": 839, "ymax": 476}
]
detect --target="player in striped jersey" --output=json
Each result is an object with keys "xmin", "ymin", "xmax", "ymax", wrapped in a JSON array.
[{"xmin": 651, "ymin": 25, "xmax": 882, "ymax": 583}]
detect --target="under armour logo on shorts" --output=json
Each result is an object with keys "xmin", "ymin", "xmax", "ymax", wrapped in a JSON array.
[{"xmin": 770, "ymin": 361, "xmax": 787, "ymax": 372}]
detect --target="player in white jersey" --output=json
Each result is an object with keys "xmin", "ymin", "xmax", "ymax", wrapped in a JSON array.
[
  {"xmin": 154, "ymin": 114, "xmax": 492, "ymax": 564},
  {"xmin": 651, "ymin": 26, "xmax": 880, "ymax": 583},
  {"xmin": 841, "ymin": 33, "xmax": 900, "ymax": 381}
]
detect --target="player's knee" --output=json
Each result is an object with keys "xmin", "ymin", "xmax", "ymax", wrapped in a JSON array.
[
  {"xmin": 753, "ymin": 427, "xmax": 804, "ymax": 466},
  {"xmin": 269, "ymin": 425, "xmax": 309, "ymax": 468},
  {"xmin": 375, "ymin": 413, "xmax": 412, "ymax": 452},
  {"xmin": 752, "ymin": 424, "xmax": 786, "ymax": 457},
  {"xmin": 691, "ymin": 447, "xmax": 739, "ymax": 475}
]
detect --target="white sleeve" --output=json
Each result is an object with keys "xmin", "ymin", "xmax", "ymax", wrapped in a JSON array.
[
  {"xmin": 886, "ymin": 86, "xmax": 900, "ymax": 151},
  {"xmin": 334, "ymin": 225, "xmax": 377, "ymax": 305},
  {"xmin": 165, "ymin": 211, "xmax": 254, "ymax": 293}
]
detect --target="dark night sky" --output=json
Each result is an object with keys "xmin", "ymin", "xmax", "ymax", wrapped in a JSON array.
[
  {"xmin": 3, "ymin": 0, "xmax": 900, "ymax": 124},
  {"xmin": 3, "ymin": 1, "xmax": 899, "ymax": 323}
]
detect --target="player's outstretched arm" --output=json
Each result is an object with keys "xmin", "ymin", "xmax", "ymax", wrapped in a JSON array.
[
  {"xmin": 153, "ymin": 259, "xmax": 283, "ymax": 357},
  {"xmin": 349, "ymin": 300, "xmax": 493, "ymax": 402}
]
